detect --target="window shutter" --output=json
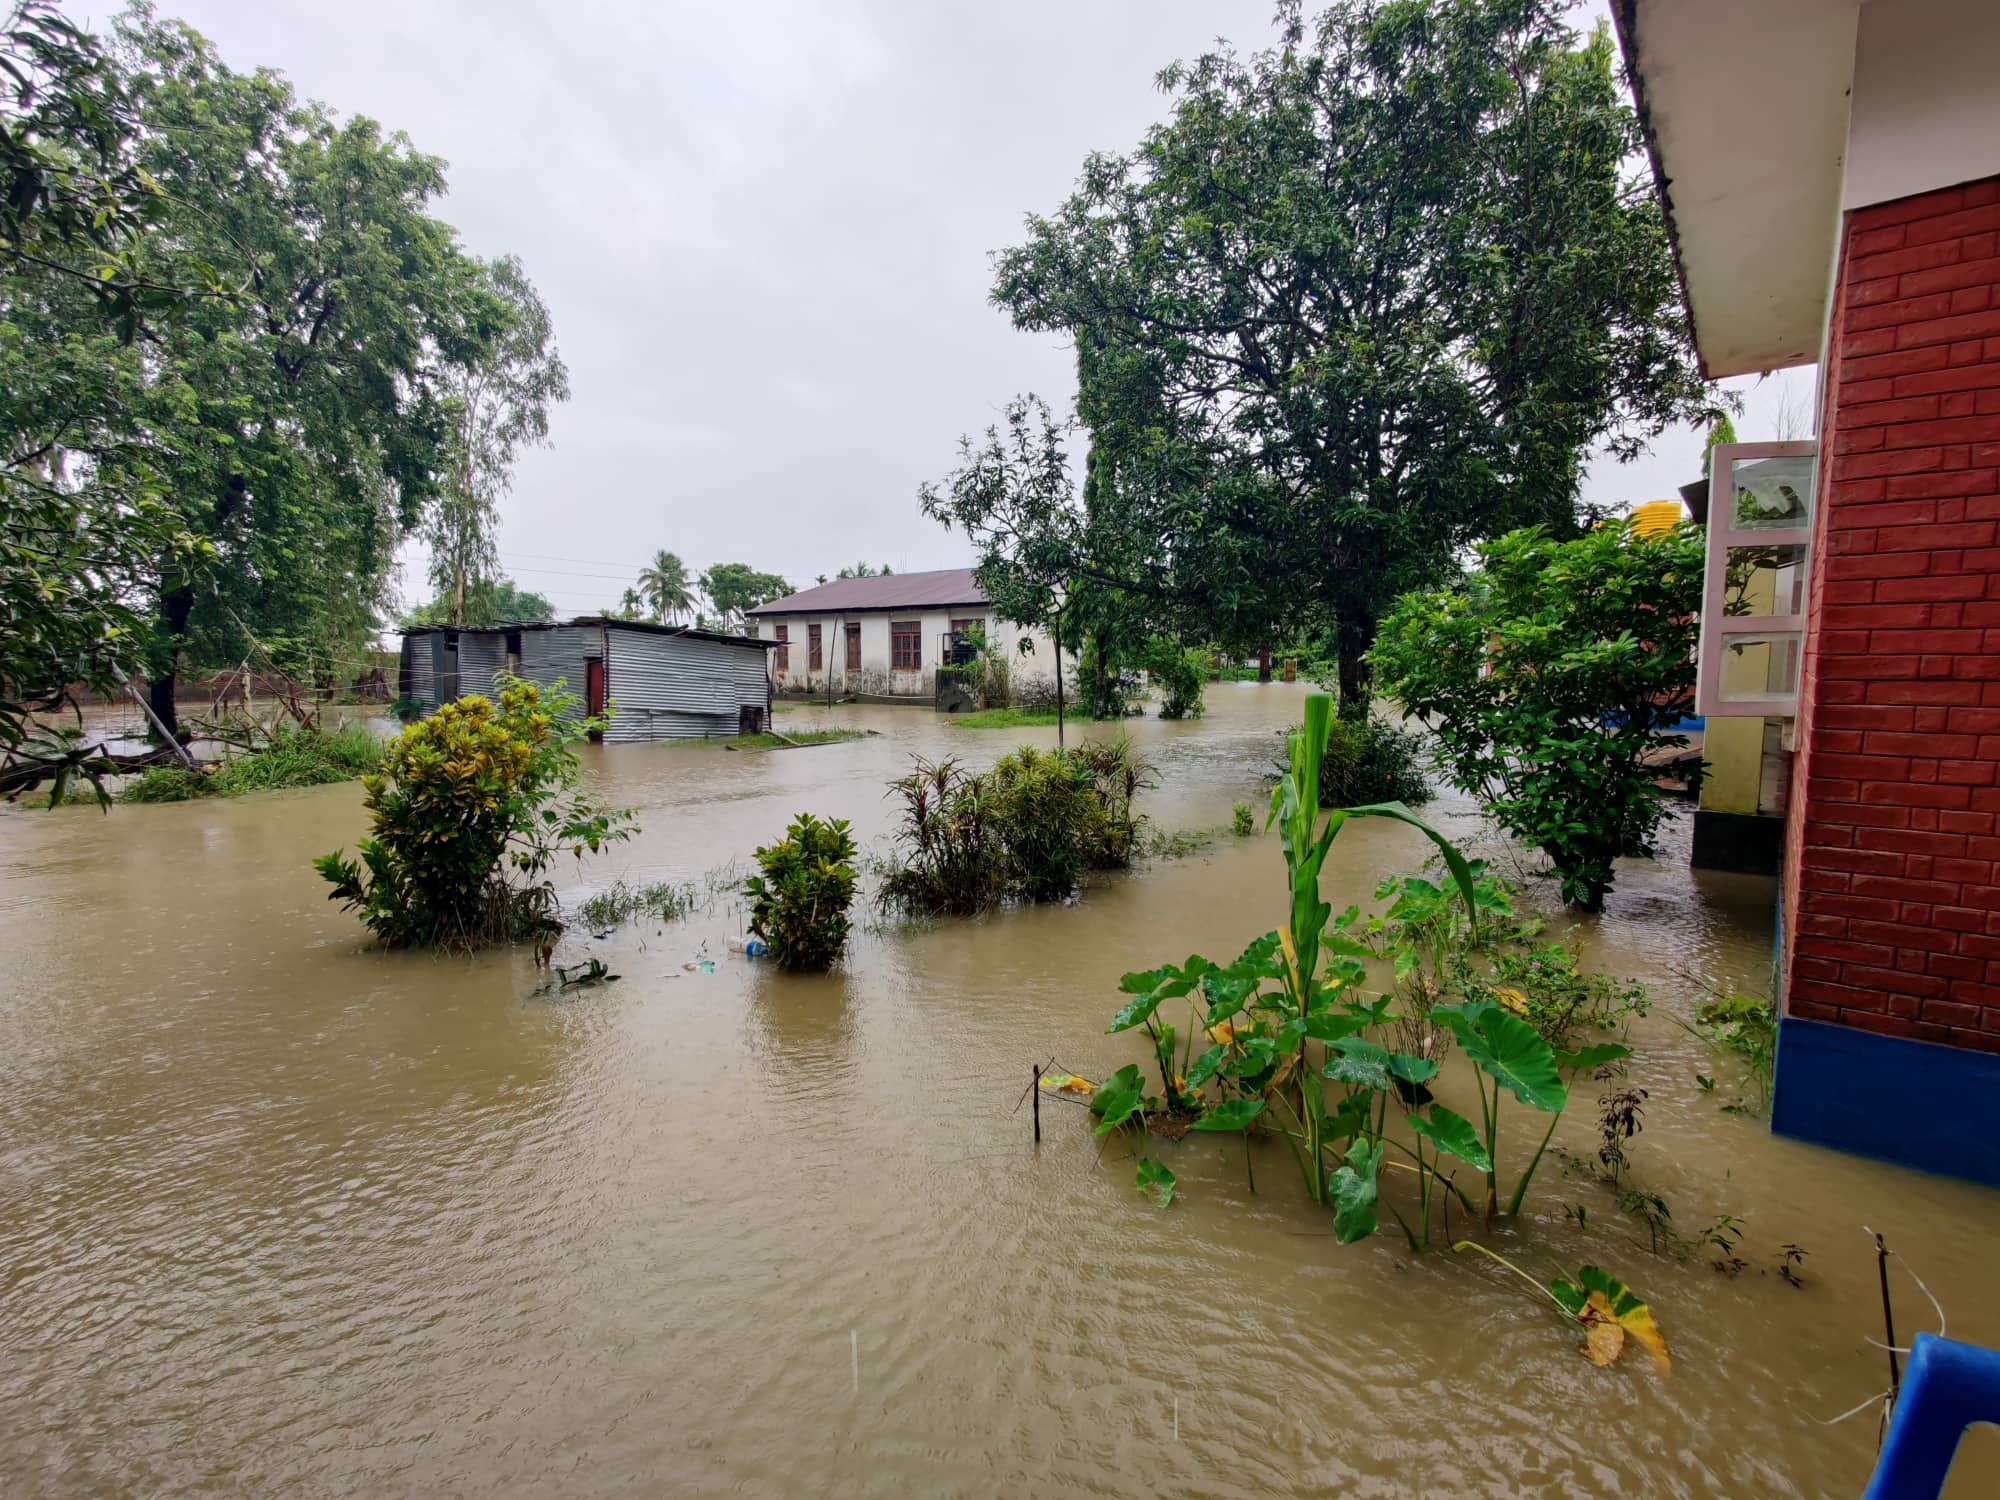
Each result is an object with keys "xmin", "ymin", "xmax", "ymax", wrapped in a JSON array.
[{"xmin": 1697, "ymin": 441, "xmax": 1816, "ymax": 718}]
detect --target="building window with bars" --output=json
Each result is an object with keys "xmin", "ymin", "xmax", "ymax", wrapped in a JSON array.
[
  {"xmin": 808, "ymin": 623, "xmax": 822, "ymax": 671},
  {"xmin": 845, "ymin": 622, "xmax": 861, "ymax": 670},
  {"xmin": 890, "ymin": 620, "xmax": 921, "ymax": 670},
  {"xmin": 772, "ymin": 625, "xmax": 788, "ymax": 674}
]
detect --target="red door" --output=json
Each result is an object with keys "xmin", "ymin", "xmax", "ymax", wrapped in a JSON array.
[{"xmin": 585, "ymin": 658, "xmax": 606, "ymax": 742}]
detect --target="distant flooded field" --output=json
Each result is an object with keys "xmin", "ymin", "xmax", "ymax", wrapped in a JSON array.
[{"xmin": 3, "ymin": 684, "xmax": 1996, "ymax": 1496}]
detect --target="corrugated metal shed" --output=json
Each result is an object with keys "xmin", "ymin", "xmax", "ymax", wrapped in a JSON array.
[
  {"xmin": 603, "ymin": 625, "xmax": 767, "ymax": 742},
  {"xmin": 396, "ymin": 620, "xmax": 771, "ymax": 739}
]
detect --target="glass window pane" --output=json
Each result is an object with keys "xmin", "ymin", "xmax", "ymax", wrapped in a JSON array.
[
  {"xmin": 1724, "ymin": 544, "xmax": 1808, "ymax": 616},
  {"xmin": 1718, "ymin": 632, "xmax": 1802, "ymax": 701},
  {"xmin": 1727, "ymin": 454, "xmax": 1814, "ymax": 530}
]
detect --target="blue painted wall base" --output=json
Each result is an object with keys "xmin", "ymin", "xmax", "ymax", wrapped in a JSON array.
[{"xmin": 1772, "ymin": 1018, "xmax": 2000, "ymax": 1186}]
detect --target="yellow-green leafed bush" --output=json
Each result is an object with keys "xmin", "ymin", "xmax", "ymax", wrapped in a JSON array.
[{"xmin": 315, "ymin": 677, "xmax": 632, "ymax": 950}]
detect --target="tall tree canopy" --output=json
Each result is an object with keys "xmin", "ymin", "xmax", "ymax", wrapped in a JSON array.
[
  {"xmin": 974, "ymin": 0, "xmax": 1718, "ymax": 699},
  {"xmin": 1, "ymin": 0, "xmax": 214, "ymax": 778},
  {"xmin": 401, "ymin": 577, "xmax": 555, "ymax": 628},
  {"xmin": 104, "ymin": 8, "xmax": 513, "ymax": 734},
  {"xmin": 699, "ymin": 562, "xmax": 790, "ymax": 623},
  {"xmin": 425, "ymin": 254, "xmax": 569, "ymax": 627},
  {"xmin": 636, "ymin": 549, "xmax": 695, "ymax": 623}
]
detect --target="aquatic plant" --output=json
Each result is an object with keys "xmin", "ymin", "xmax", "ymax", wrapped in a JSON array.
[
  {"xmin": 743, "ymin": 812, "xmax": 858, "ymax": 971},
  {"xmin": 1693, "ymin": 991, "xmax": 1776, "ymax": 1112},
  {"xmin": 578, "ymin": 877, "xmax": 700, "ymax": 931},
  {"xmin": 1456, "ymin": 1242, "xmax": 1671, "ymax": 1373},
  {"xmin": 314, "ymin": 677, "xmax": 632, "ymax": 951},
  {"xmin": 1232, "ymin": 802, "xmax": 1255, "ymax": 837},
  {"xmin": 1098, "ymin": 691, "xmax": 1637, "ymax": 1248}
]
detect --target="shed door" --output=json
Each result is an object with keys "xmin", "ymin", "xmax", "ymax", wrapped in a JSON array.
[{"xmin": 585, "ymin": 658, "xmax": 606, "ymax": 742}]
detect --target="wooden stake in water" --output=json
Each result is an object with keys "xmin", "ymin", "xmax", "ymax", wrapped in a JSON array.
[
  {"xmin": 1876, "ymin": 1231, "xmax": 1901, "ymax": 1408},
  {"xmin": 1032, "ymin": 1063, "xmax": 1042, "ymax": 1144}
]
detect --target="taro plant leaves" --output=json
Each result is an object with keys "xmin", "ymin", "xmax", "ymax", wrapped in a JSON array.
[
  {"xmin": 1109, "ymin": 956, "xmax": 1218, "ymax": 1032},
  {"xmin": 1136, "ymin": 1157, "xmax": 1177, "ymax": 1209},
  {"xmin": 1552, "ymin": 1266, "xmax": 1672, "ymax": 1373},
  {"xmin": 1408, "ymin": 1104, "xmax": 1491, "ymax": 1171},
  {"xmin": 1328, "ymin": 1138, "xmax": 1383, "ymax": 1243},
  {"xmin": 1323, "ymin": 1035, "xmax": 1393, "ymax": 1090},
  {"xmin": 1090, "ymin": 1064, "xmax": 1145, "ymax": 1136},
  {"xmin": 1554, "ymin": 1042, "xmax": 1632, "ymax": 1073},
  {"xmin": 1191, "ymin": 1098, "xmax": 1265, "ymax": 1132},
  {"xmin": 1435, "ymin": 999, "xmax": 1567, "ymax": 1113}
]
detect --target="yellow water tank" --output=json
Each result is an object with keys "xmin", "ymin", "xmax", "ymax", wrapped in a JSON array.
[{"xmin": 1628, "ymin": 499, "xmax": 1684, "ymax": 538}]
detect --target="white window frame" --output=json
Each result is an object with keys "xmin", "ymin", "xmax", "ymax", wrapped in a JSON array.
[{"xmin": 1697, "ymin": 440, "xmax": 1817, "ymax": 718}]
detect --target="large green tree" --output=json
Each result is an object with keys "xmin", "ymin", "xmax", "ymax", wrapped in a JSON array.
[
  {"xmin": 0, "ymin": 0, "xmax": 215, "ymax": 793},
  {"xmin": 102, "ymin": 9, "xmax": 500, "ymax": 735},
  {"xmin": 986, "ymin": 0, "xmax": 1718, "ymax": 701}
]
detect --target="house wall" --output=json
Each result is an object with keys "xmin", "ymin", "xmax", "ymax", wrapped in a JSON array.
[
  {"xmin": 1844, "ymin": 0, "xmax": 2000, "ymax": 213},
  {"xmin": 753, "ymin": 610, "xmax": 1072, "ymax": 700},
  {"xmin": 1779, "ymin": 174, "xmax": 2000, "ymax": 1058}
]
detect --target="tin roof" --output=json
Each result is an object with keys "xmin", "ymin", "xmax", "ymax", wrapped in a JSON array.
[{"xmin": 747, "ymin": 567, "xmax": 989, "ymax": 616}]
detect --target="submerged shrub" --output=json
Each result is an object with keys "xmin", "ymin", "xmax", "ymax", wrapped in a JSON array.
[
  {"xmin": 878, "ymin": 756, "xmax": 1009, "ymax": 916},
  {"xmin": 314, "ymin": 677, "xmax": 632, "ymax": 951},
  {"xmin": 878, "ymin": 739, "xmax": 1152, "ymax": 914},
  {"xmin": 120, "ymin": 722, "xmax": 383, "ymax": 803},
  {"xmin": 989, "ymin": 745, "xmax": 1101, "ymax": 901},
  {"xmin": 1144, "ymin": 638, "xmax": 1207, "ymax": 720},
  {"xmin": 1316, "ymin": 706, "xmax": 1432, "ymax": 808},
  {"xmin": 744, "ymin": 813, "xmax": 858, "ymax": 971}
]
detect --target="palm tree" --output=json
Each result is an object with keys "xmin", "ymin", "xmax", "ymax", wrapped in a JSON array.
[{"xmin": 636, "ymin": 550, "xmax": 695, "ymax": 623}]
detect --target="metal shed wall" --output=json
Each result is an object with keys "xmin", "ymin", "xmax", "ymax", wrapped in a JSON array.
[
  {"xmin": 400, "ymin": 635, "xmax": 434, "ymax": 710},
  {"xmin": 519, "ymin": 625, "xmax": 600, "ymax": 719},
  {"xmin": 455, "ymin": 633, "xmax": 505, "ymax": 701},
  {"xmin": 603, "ymin": 628, "xmax": 766, "ymax": 742}
]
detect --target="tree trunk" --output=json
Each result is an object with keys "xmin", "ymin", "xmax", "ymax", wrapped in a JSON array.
[
  {"xmin": 1258, "ymin": 644, "xmax": 1272, "ymax": 682},
  {"xmin": 148, "ymin": 585, "xmax": 195, "ymax": 742},
  {"xmin": 1336, "ymin": 602, "xmax": 1376, "ymax": 711},
  {"xmin": 1053, "ymin": 600, "xmax": 1066, "ymax": 751}
]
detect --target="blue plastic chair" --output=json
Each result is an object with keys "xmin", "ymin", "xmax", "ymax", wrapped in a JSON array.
[{"xmin": 1864, "ymin": 1333, "xmax": 2000, "ymax": 1498}]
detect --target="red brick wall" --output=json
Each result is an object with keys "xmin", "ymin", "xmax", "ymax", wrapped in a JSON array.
[{"xmin": 1782, "ymin": 176, "xmax": 2000, "ymax": 1055}]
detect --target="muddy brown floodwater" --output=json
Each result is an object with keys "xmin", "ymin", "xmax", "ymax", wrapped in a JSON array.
[{"xmin": 3, "ymin": 684, "xmax": 1998, "ymax": 1497}]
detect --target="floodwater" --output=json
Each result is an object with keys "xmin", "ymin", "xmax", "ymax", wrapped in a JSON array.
[{"xmin": 3, "ymin": 684, "xmax": 1997, "ymax": 1497}]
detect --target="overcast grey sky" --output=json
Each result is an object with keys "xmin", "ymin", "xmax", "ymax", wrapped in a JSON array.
[{"xmin": 83, "ymin": 0, "xmax": 1814, "ymax": 614}]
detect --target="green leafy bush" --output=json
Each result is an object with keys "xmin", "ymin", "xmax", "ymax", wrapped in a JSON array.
[
  {"xmin": 1231, "ymin": 801, "xmax": 1254, "ymax": 837},
  {"xmin": 121, "ymin": 722, "xmax": 383, "ymax": 803},
  {"xmin": 314, "ymin": 677, "xmax": 632, "ymax": 950},
  {"xmin": 1144, "ymin": 638, "xmax": 1207, "ymax": 719},
  {"xmin": 1318, "ymin": 705, "xmax": 1432, "ymax": 808},
  {"xmin": 878, "ymin": 739, "xmax": 1152, "ymax": 915},
  {"xmin": 744, "ymin": 813, "xmax": 858, "ymax": 970},
  {"xmin": 1370, "ymin": 520, "xmax": 1704, "ymax": 910}
]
